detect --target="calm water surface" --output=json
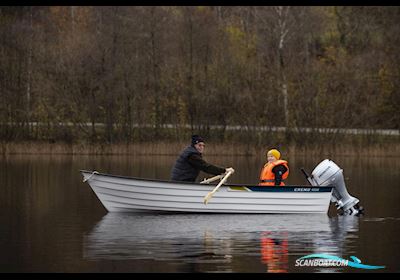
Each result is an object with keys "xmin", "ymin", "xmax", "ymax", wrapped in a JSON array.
[{"xmin": 0, "ymin": 154, "xmax": 399, "ymax": 272}]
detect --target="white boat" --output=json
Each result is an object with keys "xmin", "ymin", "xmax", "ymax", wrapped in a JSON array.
[
  {"xmin": 81, "ymin": 159, "xmax": 364, "ymax": 215},
  {"xmin": 80, "ymin": 170, "xmax": 333, "ymax": 214}
]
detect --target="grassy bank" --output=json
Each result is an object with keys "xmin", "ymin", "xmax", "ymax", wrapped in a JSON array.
[
  {"xmin": 3, "ymin": 124, "xmax": 400, "ymax": 157},
  {"xmin": 1, "ymin": 140, "xmax": 400, "ymax": 157}
]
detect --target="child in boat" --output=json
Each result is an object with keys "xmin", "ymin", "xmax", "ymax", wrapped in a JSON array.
[{"xmin": 259, "ymin": 149, "xmax": 289, "ymax": 186}]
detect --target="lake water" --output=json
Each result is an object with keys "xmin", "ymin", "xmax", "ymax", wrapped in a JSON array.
[{"xmin": 0, "ymin": 153, "xmax": 399, "ymax": 272}]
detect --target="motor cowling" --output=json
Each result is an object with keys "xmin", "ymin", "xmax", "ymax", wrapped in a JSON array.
[{"xmin": 309, "ymin": 159, "xmax": 363, "ymax": 215}]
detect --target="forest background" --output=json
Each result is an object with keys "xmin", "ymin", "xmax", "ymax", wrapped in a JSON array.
[{"xmin": 1, "ymin": 6, "xmax": 399, "ymax": 156}]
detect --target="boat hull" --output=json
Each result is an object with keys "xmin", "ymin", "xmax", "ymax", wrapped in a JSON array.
[{"xmin": 81, "ymin": 170, "xmax": 333, "ymax": 214}]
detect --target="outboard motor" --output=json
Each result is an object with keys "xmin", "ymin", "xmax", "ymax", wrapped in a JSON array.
[{"xmin": 302, "ymin": 159, "xmax": 364, "ymax": 215}]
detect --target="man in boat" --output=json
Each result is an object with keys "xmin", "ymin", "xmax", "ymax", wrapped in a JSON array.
[
  {"xmin": 259, "ymin": 149, "xmax": 289, "ymax": 186},
  {"xmin": 171, "ymin": 135, "xmax": 233, "ymax": 182}
]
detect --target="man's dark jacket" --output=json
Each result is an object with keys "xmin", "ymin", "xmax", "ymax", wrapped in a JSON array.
[{"xmin": 171, "ymin": 145, "xmax": 225, "ymax": 182}]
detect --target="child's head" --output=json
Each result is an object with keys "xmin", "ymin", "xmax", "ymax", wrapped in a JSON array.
[{"xmin": 267, "ymin": 149, "xmax": 280, "ymax": 163}]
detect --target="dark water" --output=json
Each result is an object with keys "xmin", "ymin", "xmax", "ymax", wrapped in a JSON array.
[{"xmin": 0, "ymin": 154, "xmax": 399, "ymax": 273}]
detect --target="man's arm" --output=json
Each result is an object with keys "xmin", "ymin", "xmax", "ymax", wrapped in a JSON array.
[
  {"xmin": 272, "ymin": 165, "xmax": 288, "ymax": 185},
  {"xmin": 188, "ymin": 154, "xmax": 226, "ymax": 175}
]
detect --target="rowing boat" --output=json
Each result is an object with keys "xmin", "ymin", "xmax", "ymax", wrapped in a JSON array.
[{"xmin": 80, "ymin": 170, "xmax": 333, "ymax": 214}]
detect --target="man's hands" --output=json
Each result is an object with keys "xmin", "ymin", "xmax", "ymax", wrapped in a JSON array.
[{"xmin": 225, "ymin": 167, "xmax": 235, "ymax": 174}]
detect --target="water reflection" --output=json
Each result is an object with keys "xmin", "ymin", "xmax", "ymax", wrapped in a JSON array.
[
  {"xmin": 260, "ymin": 231, "xmax": 288, "ymax": 272},
  {"xmin": 83, "ymin": 213, "xmax": 359, "ymax": 272}
]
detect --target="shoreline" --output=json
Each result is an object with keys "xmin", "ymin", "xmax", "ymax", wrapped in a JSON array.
[{"xmin": 1, "ymin": 141, "xmax": 400, "ymax": 157}]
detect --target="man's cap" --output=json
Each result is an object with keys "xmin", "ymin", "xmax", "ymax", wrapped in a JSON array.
[{"xmin": 191, "ymin": 135, "xmax": 204, "ymax": 146}]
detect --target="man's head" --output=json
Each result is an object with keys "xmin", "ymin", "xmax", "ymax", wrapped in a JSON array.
[
  {"xmin": 267, "ymin": 149, "xmax": 280, "ymax": 163},
  {"xmin": 191, "ymin": 135, "xmax": 205, "ymax": 153}
]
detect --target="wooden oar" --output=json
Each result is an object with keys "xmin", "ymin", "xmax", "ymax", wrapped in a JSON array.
[
  {"xmin": 203, "ymin": 169, "xmax": 234, "ymax": 205},
  {"xmin": 200, "ymin": 174, "xmax": 223, "ymax": 184}
]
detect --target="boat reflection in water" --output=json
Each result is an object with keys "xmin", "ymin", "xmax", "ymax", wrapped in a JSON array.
[{"xmin": 83, "ymin": 213, "xmax": 359, "ymax": 272}]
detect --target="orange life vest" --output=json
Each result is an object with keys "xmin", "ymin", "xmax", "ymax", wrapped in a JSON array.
[{"xmin": 259, "ymin": 159, "xmax": 289, "ymax": 186}]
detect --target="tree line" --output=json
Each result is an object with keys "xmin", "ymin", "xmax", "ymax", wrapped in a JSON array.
[{"xmin": 0, "ymin": 6, "xmax": 399, "ymax": 145}]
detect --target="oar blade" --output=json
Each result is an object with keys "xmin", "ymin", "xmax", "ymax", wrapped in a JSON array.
[{"xmin": 203, "ymin": 192, "xmax": 213, "ymax": 205}]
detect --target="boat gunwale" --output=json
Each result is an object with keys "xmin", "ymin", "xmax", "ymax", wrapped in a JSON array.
[{"xmin": 80, "ymin": 169, "xmax": 334, "ymax": 192}]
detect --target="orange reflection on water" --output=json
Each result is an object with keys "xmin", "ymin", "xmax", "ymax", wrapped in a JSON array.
[{"xmin": 260, "ymin": 231, "xmax": 288, "ymax": 273}]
